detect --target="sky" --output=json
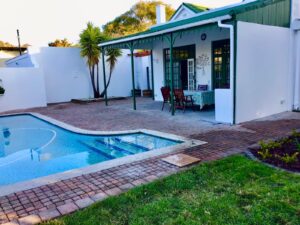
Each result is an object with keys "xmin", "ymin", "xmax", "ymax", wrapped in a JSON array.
[{"xmin": 0, "ymin": 0, "xmax": 240, "ymax": 47}]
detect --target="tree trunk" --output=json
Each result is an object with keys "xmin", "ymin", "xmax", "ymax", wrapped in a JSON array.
[
  {"xmin": 96, "ymin": 63, "xmax": 100, "ymax": 94},
  {"xmin": 100, "ymin": 69, "xmax": 112, "ymax": 97},
  {"xmin": 89, "ymin": 65, "xmax": 98, "ymax": 98}
]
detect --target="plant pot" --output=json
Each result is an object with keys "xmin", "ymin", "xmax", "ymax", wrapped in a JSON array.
[
  {"xmin": 131, "ymin": 89, "xmax": 141, "ymax": 97},
  {"xmin": 142, "ymin": 89, "xmax": 152, "ymax": 97}
]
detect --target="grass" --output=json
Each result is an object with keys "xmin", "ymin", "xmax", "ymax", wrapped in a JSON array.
[{"xmin": 42, "ymin": 155, "xmax": 300, "ymax": 225}]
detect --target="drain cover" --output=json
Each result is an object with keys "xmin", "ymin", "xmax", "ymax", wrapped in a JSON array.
[{"xmin": 162, "ymin": 154, "xmax": 200, "ymax": 167}]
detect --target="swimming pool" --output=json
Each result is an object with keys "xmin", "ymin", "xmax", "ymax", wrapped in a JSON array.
[{"xmin": 0, "ymin": 114, "xmax": 182, "ymax": 186}]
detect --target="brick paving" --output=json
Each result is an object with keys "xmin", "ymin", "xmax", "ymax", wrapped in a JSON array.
[{"xmin": 0, "ymin": 100, "xmax": 300, "ymax": 224}]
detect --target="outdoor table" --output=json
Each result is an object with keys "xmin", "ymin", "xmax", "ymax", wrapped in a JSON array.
[{"xmin": 184, "ymin": 90, "xmax": 215, "ymax": 110}]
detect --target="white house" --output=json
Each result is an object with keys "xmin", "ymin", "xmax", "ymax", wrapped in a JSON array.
[
  {"xmin": 0, "ymin": 47, "xmax": 27, "ymax": 67},
  {"xmin": 100, "ymin": 0, "xmax": 300, "ymax": 124}
]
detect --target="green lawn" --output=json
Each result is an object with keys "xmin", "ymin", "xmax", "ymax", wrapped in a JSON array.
[{"xmin": 43, "ymin": 155, "xmax": 300, "ymax": 225}]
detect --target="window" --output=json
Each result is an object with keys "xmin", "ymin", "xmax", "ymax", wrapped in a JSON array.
[{"xmin": 212, "ymin": 39, "xmax": 230, "ymax": 89}]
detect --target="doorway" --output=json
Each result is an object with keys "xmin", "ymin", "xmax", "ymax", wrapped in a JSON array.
[{"xmin": 164, "ymin": 45, "xmax": 195, "ymax": 90}]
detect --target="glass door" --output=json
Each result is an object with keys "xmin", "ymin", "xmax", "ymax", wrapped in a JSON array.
[
  {"xmin": 164, "ymin": 45, "xmax": 195, "ymax": 89},
  {"xmin": 187, "ymin": 59, "xmax": 195, "ymax": 90}
]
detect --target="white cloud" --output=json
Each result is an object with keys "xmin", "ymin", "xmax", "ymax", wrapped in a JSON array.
[{"xmin": 0, "ymin": 0, "xmax": 240, "ymax": 46}]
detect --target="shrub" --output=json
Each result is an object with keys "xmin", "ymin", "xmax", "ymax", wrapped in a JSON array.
[
  {"xmin": 259, "ymin": 140, "xmax": 281, "ymax": 151},
  {"xmin": 291, "ymin": 129, "xmax": 300, "ymax": 138},
  {"xmin": 257, "ymin": 148, "xmax": 272, "ymax": 160},
  {"xmin": 294, "ymin": 139, "xmax": 300, "ymax": 152},
  {"xmin": 257, "ymin": 140, "xmax": 282, "ymax": 160},
  {"xmin": 0, "ymin": 86, "xmax": 5, "ymax": 95},
  {"xmin": 275, "ymin": 152, "xmax": 299, "ymax": 164}
]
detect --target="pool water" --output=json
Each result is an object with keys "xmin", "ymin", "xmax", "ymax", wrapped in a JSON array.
[{"xmin": 0, "ymin": 114, "xmax": 180, "ymax": 186}]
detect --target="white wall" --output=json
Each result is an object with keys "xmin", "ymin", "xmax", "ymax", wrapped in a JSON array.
[
  {"xmin": 100, "ymin": 50, "xmax": 133, "ymax": 98},
  {"xmin": 291, "ymin": 0, "xmax": 300, "ymax": 21},
  {"xmin": 0, "ymin": 68, "xmax": 47, "ymax": 112},
  {"xmin": 33, "ymin": 47, "xmax": 92, "ymax": 103},
  {"xmin": 171, "ymin": 6, "xmax": 195, "ymax": 21},
  {"xmin": 236, "ymin": 21, "xmax": 291, "ymax": 123},
  {"xmin": 7, "ymin": 47, "xmax": 147, "ymax": 103},
  {"xmin": 152, "ymin": 26, "xmax": 229, "ymax": 101},
  {"xmin": 135, "ymin": 55, "xmax": 151, "ymax": 91},
  {"xmin": 293, "ymin": 29, "xmax": 300, "ymax": 110}
]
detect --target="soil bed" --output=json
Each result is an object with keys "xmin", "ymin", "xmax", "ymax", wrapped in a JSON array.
[{"xmin": 250, "ymin": 135, "xmax": 300, "ymax": 172}]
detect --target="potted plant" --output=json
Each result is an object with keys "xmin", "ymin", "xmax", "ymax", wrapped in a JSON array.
[{"xmin": 0, "ymin": 86, "xmax": 5, "ymax": 96}]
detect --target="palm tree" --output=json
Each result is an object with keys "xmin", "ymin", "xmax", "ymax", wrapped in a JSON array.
[
  {"xmin": 79, "ymin": 22, "xmax": 106, "ymax": 98},
  {"xmin": 100, "ymin": 48, "xmax": 122, "ymax": 97}
]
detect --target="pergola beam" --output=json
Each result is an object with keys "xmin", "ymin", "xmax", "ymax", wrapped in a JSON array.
[
  {"xmin": 150, "ymin": 50, "xmax": 155, "ymax": 100},
  {"xmin": 165, "ymin": 32, "xmax": 179, "ymax": 116},
  {"xmin": 127, "ymin": 41, "xmax": 137, "ymax": 110}
]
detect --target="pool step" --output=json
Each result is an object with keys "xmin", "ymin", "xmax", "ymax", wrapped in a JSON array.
[
  {"xmin": 96, "ymin": 137, "xmax": 149, "ymax": 155},
  {"xmin": 78, "ymin": 141, "xmax": 116, "ymax": 159},
  {"xmin": 95, "ymin": 139, "xmax": 134, "ymax": 156},
  {"xmin": 112, "ymin": 137, "xmax": 149, "ymax": 152},
  {"xmin": 78, "ymin": 140, "xmax": 132, "ymax": 159}
]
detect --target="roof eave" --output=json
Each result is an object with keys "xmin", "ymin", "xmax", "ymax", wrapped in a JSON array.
[{"xmin": 99, "ymin": 14, "xmax": 232, "ymax": 47}]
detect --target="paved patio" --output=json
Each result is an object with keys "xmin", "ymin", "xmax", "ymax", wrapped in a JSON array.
[
  {"xmin": 1, "ymin": 98, "xmax": 300, "ymax": 224},
  {"xmin": 9, "ymin": 97, "xmax": 244, "ymax": 137}
]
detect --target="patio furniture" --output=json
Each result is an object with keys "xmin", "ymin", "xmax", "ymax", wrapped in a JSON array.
[
  {"xmin": 161, "ymin": 87, "xmax": 170, "ymax": 111},
  {"xmin": 198, "ymin": 84, "xmax": 208, "ymax": 91},
  {"xmin": 174, "ymin": 89, "xmax": 194, "ymax": 112},
  {"xmin": 184, "ymin": 90, "xmax": 215, "ymax": 110}
]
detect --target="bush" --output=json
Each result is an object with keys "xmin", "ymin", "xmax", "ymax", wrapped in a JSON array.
[
  {"xmin": 275, "ymin": 152, "xmax": 299, "ymax": 164},
  {"xmin": 0, "ymin": 86, "xmax": 5, "ymax": 95}
]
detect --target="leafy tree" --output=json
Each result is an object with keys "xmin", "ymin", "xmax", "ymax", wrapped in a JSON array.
[
  {"xmin": 103, "ymin": 0, "xmax": 174, "ymax": 38},
  {"xmin": 0, "ymin": 41, "xmax": 15, "ymax": 47},
  {"xmin": 48, "ymin": 39, "xmax": 73, "ymax": 47},
  {"xmin": 100, "ymin": 48, "xmax": 122, "ymax": 97},
  {"xmin": 79, "ymin": 22, "xmax": 107, "ymax": 98}
]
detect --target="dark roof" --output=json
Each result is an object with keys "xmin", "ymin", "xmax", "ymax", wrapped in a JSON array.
[{"xmin": 0, "ymin": 46, "xmax": 27, "ymax": 51}]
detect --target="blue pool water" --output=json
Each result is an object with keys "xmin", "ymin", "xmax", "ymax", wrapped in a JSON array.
[{"xmin": 0, "ymin": 114, "xmax": 180, "ymax": 186}]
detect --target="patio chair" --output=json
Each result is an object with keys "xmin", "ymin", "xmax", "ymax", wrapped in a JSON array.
[
  {"xmin": 174, "ymin": 89, "xmax": 194, "ymax": 112},
  {"xmin": 161, "ymin": 87, "xmax": 170, "ymax": 111}
]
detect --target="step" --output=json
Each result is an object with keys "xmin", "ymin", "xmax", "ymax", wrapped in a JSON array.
[
  {"xmin": 113, "ymin": 137, "xmax": 150, "ymax": 152},
  {"xmin": 95, "ymin": 139, "xmax": 134, "ymax": 156},
  {"xmin": 78, "ymin": 141, "xmax": 115, "ymax": 159}
]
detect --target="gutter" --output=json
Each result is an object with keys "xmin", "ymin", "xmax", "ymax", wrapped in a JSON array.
[
  {"xmin": 99, "ymin": 15, "xmax": 232, "ymax": 47},
  {"xmin": 217, "ymin": 20, "xmax": 235, "ymax": 124}
]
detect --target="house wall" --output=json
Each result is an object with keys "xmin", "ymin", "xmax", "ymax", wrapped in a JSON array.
[
  {"xmin": 291, "ymin": 0, "xmax": 300, "ymax": 21},
  {"xmin": 236, "ymin": 21, "xmax": 291, "ymax": 123},
  {"xmin": 171, "ymin": 6, "xmax": 195, "ymax": 21},
  {"xmin": 134, "ymin": 55, "xmax": 152, "ymax": 91},
  {"xmin": 0, "ymin": 68, "xmax": 47, "ymax": 112},
  {"xmin": 152, "ymin": 25, "xmax": 229, "ymax": 101},
  {"xmin": 0, "ymin": 50, "xmax": 21, "ymax": 67},
  {"xmin": 236, "ymin": 0, "xmax": 290, "ymax": 28},
  {"xmin": 32, "ymin": 47, "xmax": 92, "ymax": 103},
  {"xmin": 5, "ymin": 54, "xmax": 34, "ymax": 67}
]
